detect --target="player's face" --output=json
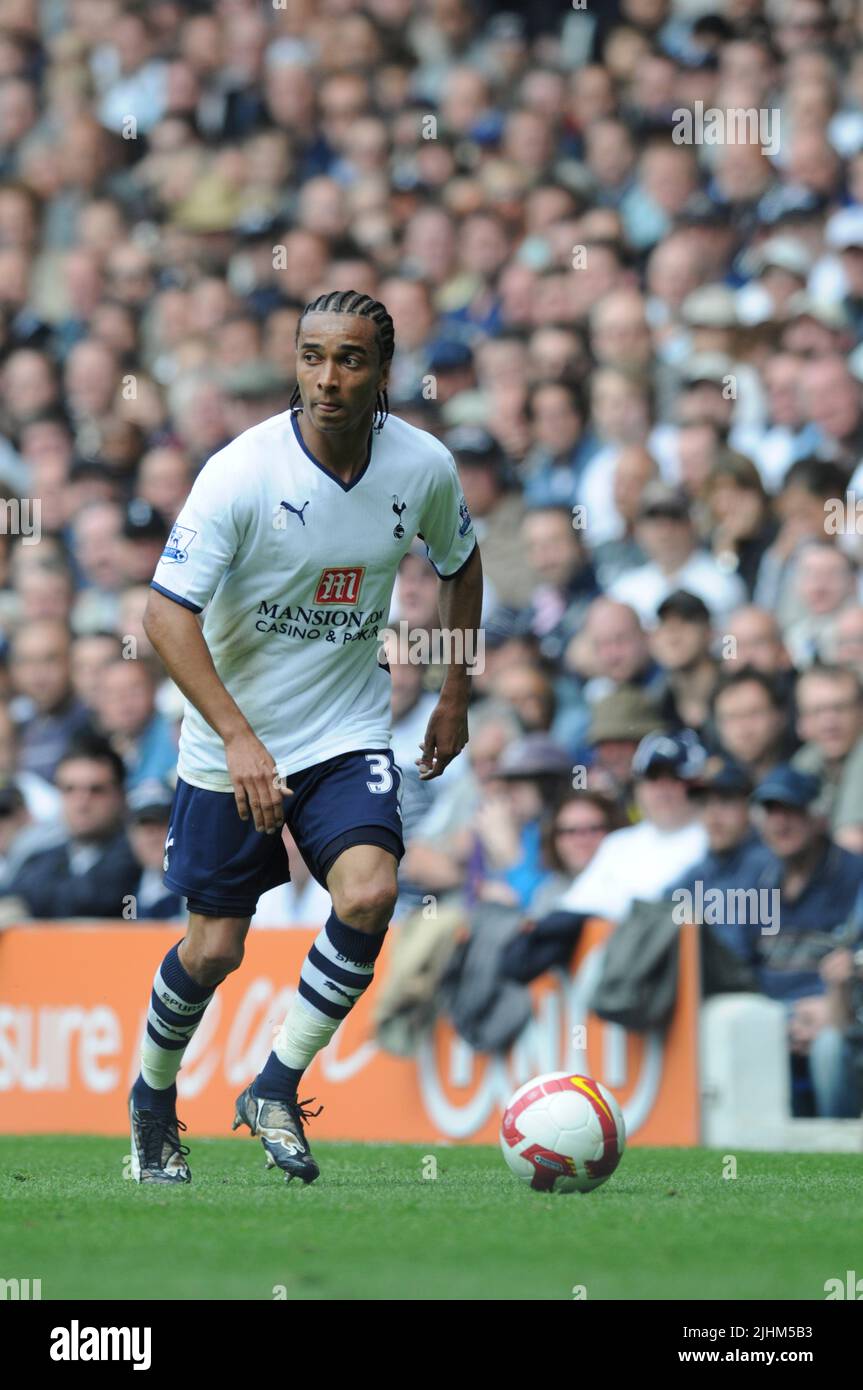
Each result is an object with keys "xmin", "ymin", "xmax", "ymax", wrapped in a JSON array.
[{"xmin": 295, "ymin": 312, "xmax": 387, "ymax": 432}]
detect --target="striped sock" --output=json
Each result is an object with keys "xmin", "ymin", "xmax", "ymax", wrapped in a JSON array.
[
  {"xmin": 136, "ymin": 942, "xmax": 214, "ymax": 1102},
  {"xmin": 254, "ymin": 911, "xmax": 387, "ymax": 1102}
]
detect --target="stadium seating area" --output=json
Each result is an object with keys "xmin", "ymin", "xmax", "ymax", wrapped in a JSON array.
[{"xmin": 2, "ymin": 0, "xmax": 863, "ymax": 1125}]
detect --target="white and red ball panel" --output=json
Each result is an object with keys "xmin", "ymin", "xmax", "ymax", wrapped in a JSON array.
[{"xmin": 500, "ymin": 1071, "xmax": 626, "ymax": 1194}]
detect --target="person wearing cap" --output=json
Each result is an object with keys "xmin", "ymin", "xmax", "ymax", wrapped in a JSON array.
[
  {"xmin": 446, "ymin": 425, "xmax": 537, "ymax": 607},
  {"xmin": 555, "ymin": 730, "xmax": 709, "ymax": 924},
  {"xmin": 608, "ymin": 480, "xmax": 747, "ymax": 625},
  {"xmin": 749, "ymin": 764, "xmax": 863, "ymax": 1116},
  {"xmin": 738, "ymin": 236, "xmax": 809, "ymax": 326},
  {"xmin": 127, "ymin": 780, "xmax": 182, "ymax": 920},
  {"xmin": 780, "ymin": 293, "xmax": 853, "ymax": 360},
  {"xmin": 679, "ymin": 283, "xmax": 739, "ymax": 358},
  {"xmin": 220, "ymin": 359, "xmax": 294, "ymax": 436},
  {"xmin": 467, "ymin": 733, "xmax": 574, "ymax": 914},
  {"xmin": 424, "ymin": 339, "xmax": 476, "ymax": 406},
  {"xmin": 119, "ymin": 499, "xmax": 171, "ymax": 587},
  {"xmin": 584, "ymin": 685, "xmax": 664, "ymax": 807},
  {"xmin": 668, "ymin": 755, "xmax": 774, "ymax": 965},
  {"xmin": 649, "ymin": 589, "xmax": 719, "ymax": 734}
]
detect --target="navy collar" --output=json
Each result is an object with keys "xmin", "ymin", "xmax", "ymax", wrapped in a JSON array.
[{"xmin": 290, "ymin": 408, "xmax": 374, "ymax": 493}]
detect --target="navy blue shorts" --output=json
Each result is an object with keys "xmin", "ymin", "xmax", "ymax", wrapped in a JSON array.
[{"xmin": 162, "ymin": 747, "xmax": 405, "ymax": 918}]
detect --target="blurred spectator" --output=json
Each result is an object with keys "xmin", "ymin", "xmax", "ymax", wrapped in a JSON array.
[
  {"xmin": 70, "ymin": 632, "xmax": 124, "ymax": 713},
  {"xmin": 783, "ymin": 541, "xmax": 858, "ymax": 667},
  {"xmin": 650, "ymin": 589, "xmax": 719, "ymax": 734},
  {"xmin": 609, "ymin": 481, "xmax": 747, "ymax": 624},
  {"xmin": 703, "ymin": 451, "xmax": 778, "ymax": 597},
  {"xmin": 711, "ymin": 668, "xmax": 792, "ymax": 785},
  {"xmin": 0, "ymin": 0, "xmax": 857, "ymax": 1122},
  {"xmin": 519, "ymin": 504, "xmax": 600, "ymax": 663},
  {"xmin": 723, "ymin": 605, "xmax": 794, "ymax": 678},
  {"xmin": 445, "ymin": 425, "xmax": 538, "ymax": 607},
  {"xmin": 125, "ymin": 780, "xmax": 181, "ymax": 921},
  {"xmin": 670, "ymin": 755, "xmax": 773, "ymax": 965},
  {"xmin": 0, "ymin": 776, "xmax": 64, "ymax": 890},
  {"xmin": 9, "ymin": 619, "xmax": 92, "ymax": 783},
  {"xmin": 0, "ymin": 699, "xmax": 61, "ymax": 825},
  {"xmin": 466, "ymin": 734, "xmax": 573, "ymax": 912},
  {"xmin": 2, "ymin": 736, "xmax": 139, "ymax": 919},
  {"xmin": 583, "ymin": 685, "xmax": 663, "ymax": 808},
  {"xmin": 750, "ymin": 765, "xmax": 863, "ymax": 1117},
  {"xmin": 93, "ymin": 658, "xmax": 178, "ymax": 789},
  {"xmin": 792, "ymin": 664, "xmax": 863, "ymax": 853},
  {"xmin": 555, "ymin": 730, "xmax": 709, "ymax": 923}
]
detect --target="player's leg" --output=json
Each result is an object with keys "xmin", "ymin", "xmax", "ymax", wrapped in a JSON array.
[
  {"xmin": 233, "ymin": 747, "xmax": 404, "ymax": 1183},
  {"xmin": 128, "ymin": 776, "xmax": 291, "ymax": 1183},
  {"xmin": 129, "ymin": 912, "xmax": 250, "ymax": 1183},
  {"xmin": 234, "ymin": 844, "xmax": 398, "ymax": 1184},
  {"xmin": 262, "ymin": 843, "xmax": 396, "ymax": 1092}
]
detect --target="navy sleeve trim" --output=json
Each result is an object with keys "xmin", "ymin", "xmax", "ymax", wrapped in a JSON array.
[
  {"xmin": 150, "ymin": 581, "xmax": 203, "ymax": 614},
  {"xmin": 428, "ymin": 538, "xmax": 478, "ymax": 581}
]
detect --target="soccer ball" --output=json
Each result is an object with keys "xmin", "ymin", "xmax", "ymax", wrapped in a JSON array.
[{"xmin": 500, "ymin": 1071, "xmax": 626, "ymax": 1194}]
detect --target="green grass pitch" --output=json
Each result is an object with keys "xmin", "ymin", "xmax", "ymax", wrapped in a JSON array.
[{"xmin": 2, "ymin": 1137, "xmax": 861, "ymax": 1301}]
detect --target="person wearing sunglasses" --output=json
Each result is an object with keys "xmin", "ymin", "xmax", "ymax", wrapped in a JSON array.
[{"xmin": 0, "ymin": 733, "xmax": 139, "ymax": 919}]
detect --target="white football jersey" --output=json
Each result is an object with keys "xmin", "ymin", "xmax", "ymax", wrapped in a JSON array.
[{"xmin": 150, "ymin": 408, "xmax": 477, "ymax": 791}]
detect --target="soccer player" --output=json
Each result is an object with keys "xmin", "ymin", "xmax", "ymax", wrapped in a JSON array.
[{"xmin": 128, "ymin": 290, "xmax": 483, "ymax": 1184}]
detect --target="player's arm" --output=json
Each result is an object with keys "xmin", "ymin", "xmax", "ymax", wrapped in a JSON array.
[
  {"xmin": 144, "ymin": 590, "xmax": 286, "ymax": 835},
  {"xmin": 417, "ymin": 543, "xmax": 483, "ymax": 781}
]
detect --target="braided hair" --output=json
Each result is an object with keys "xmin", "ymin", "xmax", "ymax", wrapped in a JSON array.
[{"xmin": 291, "ymin": 289, "xmax": 394, "ymax": 432}]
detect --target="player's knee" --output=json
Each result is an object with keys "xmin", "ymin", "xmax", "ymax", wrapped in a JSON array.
[
  {"xmin": 336, "ymin": 878, "xmax": 397, "ymax": 929},
  {"xmin": 187, "ymin": 925, "xmax": 246, "ymax": 982},
  {"xmin": 200, "ymin": 945, "xmax": 245, "ymax": 980}
]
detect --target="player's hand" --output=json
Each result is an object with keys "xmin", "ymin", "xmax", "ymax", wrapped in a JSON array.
[
  {"xmin": 223, "ymin": 729, "xmax": 291, "ymax": 834},
  {"xmin": 416, "ymin": 691, "xmax": 469, "ymax": 781}
]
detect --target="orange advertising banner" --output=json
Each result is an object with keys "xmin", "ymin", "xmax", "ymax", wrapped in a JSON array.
[{"xmin": 0, "ymin": 919, "xmax": 700, "ymax": 1144}]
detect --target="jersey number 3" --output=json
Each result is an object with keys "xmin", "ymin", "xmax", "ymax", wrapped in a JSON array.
[{"xmin": 365, "ymin": 753, "xmax": 393, "ymax": 794}]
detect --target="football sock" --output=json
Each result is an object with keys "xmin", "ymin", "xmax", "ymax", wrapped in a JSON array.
[
  {"xmin": 131, "ymin": 1077, "xmax": 177, "ymax": 1118},
  {"xmin": 137, "ymin": 942, "xmax": 215, "ymax": 1098},
  {"xmin": 254, "ymin": 910, "xmax": 387, "ymax": 1102}
]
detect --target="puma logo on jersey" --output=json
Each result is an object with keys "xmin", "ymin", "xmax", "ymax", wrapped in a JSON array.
[{"xmin": 280, "ymin": 500, "xmax": 310, "ymax": 526}]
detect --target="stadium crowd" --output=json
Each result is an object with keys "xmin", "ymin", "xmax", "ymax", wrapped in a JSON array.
[{"xmin": 2, "ymin": 0, "xmax": 863, "ymax": 1115}]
